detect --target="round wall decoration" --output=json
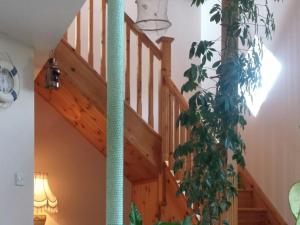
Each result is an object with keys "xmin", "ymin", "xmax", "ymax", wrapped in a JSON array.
[{"xmin": 0, "ymin": 53, "xmax": 19, "ymax": 108}]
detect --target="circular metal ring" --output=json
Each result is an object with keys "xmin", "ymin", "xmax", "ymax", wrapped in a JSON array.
[{"xmin": 135, "ymin": 19, "xmax": 172, "ymax": 31}]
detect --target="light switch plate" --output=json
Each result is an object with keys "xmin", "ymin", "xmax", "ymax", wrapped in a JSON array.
[{"xmin": 15, "ymin": 173, "xmax": 24, "ymax": 186}]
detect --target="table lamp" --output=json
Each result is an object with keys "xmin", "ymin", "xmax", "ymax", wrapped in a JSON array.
[{"xmin": 34, "ymin": 173, "xmax": 58, "ymax": 225}]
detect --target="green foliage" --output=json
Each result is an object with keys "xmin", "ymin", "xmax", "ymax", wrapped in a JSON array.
[
  {"xmin": 129, "ymin": 204, "xmax": 192, "ymax": 225},
  {"xmin": 289, "ymin": 182, "xmax": 300, "ymax": 224},
  {"xmin": 130, "ymin": 203, "xmax": 143, "ymax": 225},
  {"xmin": 173, "ymin": 0, "xmax": 281, "ymax": 224}
]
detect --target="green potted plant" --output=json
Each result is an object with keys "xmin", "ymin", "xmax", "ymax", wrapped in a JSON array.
[
  {"xmin": 172, "ymin": 0, "xmax": 281, "ymax": 224},
  {"xmin": 289, "ymin": 182, "xmax": 300, "ymax": 224},
  {"xmin": 130, "ymin": 0, "xmax": 281, "ymax": 224}
]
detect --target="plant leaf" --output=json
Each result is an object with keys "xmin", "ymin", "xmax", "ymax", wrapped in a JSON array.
[{"xmin": 129, "ymin": 203, "xmax": 143, "ymax": 225}]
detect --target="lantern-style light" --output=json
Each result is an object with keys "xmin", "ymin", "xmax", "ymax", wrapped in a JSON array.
[
  {"xmin": 135, "ymin": 0, "xmax": 171, "ymax": 31},
  {"xmin": 45, "ymin": 56, "xmax": 61, "ymax": 90}
]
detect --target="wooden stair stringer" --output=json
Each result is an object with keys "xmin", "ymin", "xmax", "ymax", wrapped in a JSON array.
[
  {"xmin": 132, "ymin": 165, "xmax": 191, "ymax": 225},
  {"xmin": 160, "ymin": 166, "xmax": 191, "ymax": 222},
  {"xmin": 238, "ymin": 168, "xmax": 287, "ymax": 225},
  {"xmin": 35, "ymin": 40, "xmax": 161, "ymax": 182}
]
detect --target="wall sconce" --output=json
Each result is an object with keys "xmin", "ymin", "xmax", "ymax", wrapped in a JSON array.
[
  {"xmin": 45, "ymin": 55, "xmax": 61, "ymax": 90},
  {"xmin": 34, "ymin": 173, "xmax": 58, "ymax": 225}
]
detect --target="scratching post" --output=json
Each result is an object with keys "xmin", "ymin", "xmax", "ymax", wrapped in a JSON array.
[{"xmin": 106, "ymin": 0, "xmax": 125, "ymax": 224}]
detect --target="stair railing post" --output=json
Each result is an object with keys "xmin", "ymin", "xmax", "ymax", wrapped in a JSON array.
[
  {"xmin": 157, "ymin": 36, "xmax": 174, "ymax": 162},
  {"xmin": 156, "ymin": 37, "xmax": 174, "ymax": 208}
]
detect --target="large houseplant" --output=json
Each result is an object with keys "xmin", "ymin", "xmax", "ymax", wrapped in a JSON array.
[{"xmin": 173, "ymin": 0, "xmax": 281, "ymax": 224}]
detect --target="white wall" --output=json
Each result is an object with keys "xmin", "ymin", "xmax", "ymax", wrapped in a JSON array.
[
  {"xmin": 242, "ymin": 1, "xmax": 300, "ymax": 224},
  {"xmin": 35, "ymin": 95, "xmax": 132, "ymax": 225},
  {"xmin": 0, "ymin": 35, "xmax": 34, "ymax": 225}
]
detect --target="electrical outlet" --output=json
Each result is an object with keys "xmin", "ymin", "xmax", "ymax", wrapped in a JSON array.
[{"xmin": 15, "ymin": 173, "xmax": 24, "ymax": 186}]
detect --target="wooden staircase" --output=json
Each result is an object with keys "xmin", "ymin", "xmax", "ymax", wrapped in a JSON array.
[
  {"xmin": 238, "ymin": 168, "xmax": 287, "ymax": 225},
  {"xmin": 35, "ymin": 0, "xmax": 192, "ymax": 223},
  {"xmin": 238, "ymin": 189, "xmax": 269, "ymax": 225},
  {"xmin": 35, "ymin": 37, "xmax": 191, "ymax": 223},
  {"xmin": 35, "ymin": 1, "xmax": 287, "ymax": 224}
]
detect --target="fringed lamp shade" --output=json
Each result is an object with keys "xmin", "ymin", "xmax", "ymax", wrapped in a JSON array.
[
  {"xmin": 135, "ymin": 0, "xmax": 171, "ymax": 31},
  {"xmin": 34, "ymin": 173, "xmax": 58, "ymax": 214}
]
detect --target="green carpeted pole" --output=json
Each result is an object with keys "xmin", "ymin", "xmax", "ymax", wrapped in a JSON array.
[{"xmin": 106, "ymin": 0, "xmax": 125, "ymax": 224}]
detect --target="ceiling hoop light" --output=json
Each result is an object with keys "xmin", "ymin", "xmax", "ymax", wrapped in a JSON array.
[{"xmin": 135, "ymin": 0, "xmax": 172, "ymax": 32}]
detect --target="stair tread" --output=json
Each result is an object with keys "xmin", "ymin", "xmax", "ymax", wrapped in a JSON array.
[{"xmin": 238, "ymin": 189, "xmax": 254, "ymax": 208}]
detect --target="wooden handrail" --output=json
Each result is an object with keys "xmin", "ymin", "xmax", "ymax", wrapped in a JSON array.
[
  {"xmin": 165, "ymin": 77, "xmax": 188, "ymax": 111},
  {"xmin": 124, "ymin": 15, "xmax": 162, "ymax": 60}
]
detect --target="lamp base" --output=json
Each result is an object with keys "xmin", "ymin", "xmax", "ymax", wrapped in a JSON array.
[{"xmin": 34, "ymin": 215, "xmax": 46, "ymax": 225}]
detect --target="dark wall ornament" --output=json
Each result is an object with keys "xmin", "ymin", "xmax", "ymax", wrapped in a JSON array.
[{"xmin": 45, "ymin": 56, "xmax": 61, "ymax": 90}]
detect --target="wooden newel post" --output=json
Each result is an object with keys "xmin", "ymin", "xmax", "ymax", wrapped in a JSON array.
[
  {"xmin": 156, "ymin": 36, "xmax": 174, "ymax": 208},
  {"xmin": 157, "ymin": 36, "xmax": 174, "ymax": 162}
]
